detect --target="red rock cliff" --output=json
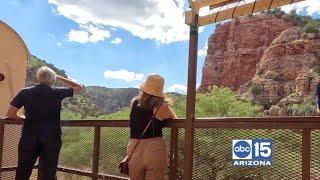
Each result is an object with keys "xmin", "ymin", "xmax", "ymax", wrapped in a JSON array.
[
  {"xmin": 199, "ymin": 14, "xmax": 294, "ymax": 91},
  {"xmin": 249, "ymin": 27, "xmax": 320, "ymax": 113}
]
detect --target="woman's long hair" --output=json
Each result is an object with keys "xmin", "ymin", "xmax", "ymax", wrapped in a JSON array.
[{"xmin": 136, "ymin": 92, "xmax": 172, "ymax": 112}]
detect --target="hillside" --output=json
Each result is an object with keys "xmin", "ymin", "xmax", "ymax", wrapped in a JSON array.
[
  {"xmin": 199, "ymin": 9, "xmax": 320, "ymax": 116},
  {"xmin": 83, "ymin": 86, "xmax": 139, "ymax": 114},
  {"xmin": 26, "ymin": 55, "xmax": 139, "ymax": 118}
]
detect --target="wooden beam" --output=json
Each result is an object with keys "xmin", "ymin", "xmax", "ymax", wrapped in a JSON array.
[
  {"xmin": 183, "ymin": 24, "xmax": 198, "ymax": 180},
  {"xmin": 302, "ymin": 129, "xmax": 311, "ymax": 180},
  {"xmin": 194, "ymin": 0, "xmax": 235, "ymax": 10},
  {"xmin": 193, "ymin": 0, "xmax": 304, "ymax": 25},
  {"xmin": 92, "ymin": 127, "xmax": 101, "ymax": 180},
  {"xmin": 210, "ymin": 0, "xmax": 239, "ymax": 9}
]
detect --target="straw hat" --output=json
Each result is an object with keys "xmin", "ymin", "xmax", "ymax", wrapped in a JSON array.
[{"xmin": 141, "ymin": 74, "xmax": 165, "ymax": 97}]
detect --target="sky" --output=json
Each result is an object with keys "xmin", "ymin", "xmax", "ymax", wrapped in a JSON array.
[{"xmin": 0, "ymin": 0, "xmax": 319, "ymax": 94}]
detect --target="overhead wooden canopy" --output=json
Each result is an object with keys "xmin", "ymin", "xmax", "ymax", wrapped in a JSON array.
[{"xmin": 186, "ymin": 0, "xmax": 305, "ymax": 26}]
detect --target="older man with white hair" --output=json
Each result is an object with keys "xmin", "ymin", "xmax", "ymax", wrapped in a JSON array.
[{"xmin": 7, "ymin": 66, "xmax": 83, "ymax": 180}]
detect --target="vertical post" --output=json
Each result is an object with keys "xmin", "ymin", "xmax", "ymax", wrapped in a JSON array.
[
  {"xmin": 0, "ymin": 119, "xmax": 4, "ymax": 178},
  {"xmin": 302, "ymin": 129, "xmax": 310, "ymax": 180},
  {"xmin": 169, "ymin": 128, "xmax": 179, "ymax": 180},
  {"xmin": 184, "ymin": 11, "xmax": 198, "ymax": 180},
  {"xmin": 92, "ymin": 127, "xmax": 101, "ymax": 180}
]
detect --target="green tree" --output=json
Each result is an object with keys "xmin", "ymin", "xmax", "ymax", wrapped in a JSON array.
[
  {"xmin": 196, "ymin": 86, "xmax": 260, "ymax": 117},
  {"xmin": 97, "ymin": 108, "xmax": 131, "ymax": 120}
]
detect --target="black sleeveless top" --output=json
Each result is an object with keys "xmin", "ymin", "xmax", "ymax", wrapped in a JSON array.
[{"xmin": 130, "ymin": 100, "xmax": 165, "ymax": 139}]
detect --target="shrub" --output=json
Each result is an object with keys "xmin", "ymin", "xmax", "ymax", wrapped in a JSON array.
[
  {"xmin": 288, "ymin": 95, "xmax": 316, "ymax": 116},
  {"xmin": 196, "ymin": 86, "xmax": 261, "ymax": 117},
  {"xmin": 303, "ymin": 21, "xmax": 320, "ymax": 36},
  {"xmin": 250, "ymin": 83, "xmax": 263, "ymax": 96},
  {"xmin": 258, "ymin": 69, "xmax": 265, "ymax": 78}
]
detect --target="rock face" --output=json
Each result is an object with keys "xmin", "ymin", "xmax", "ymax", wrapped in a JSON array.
[
  {"xmin": 199, "ymin": 13, "xmax": 320, "ymax": 116},
  {"xmin": 199, "ymin": 14, "xmax": 294, "ymax": 91},
  {"xmin": 250, "ymin": 27, "xmax": 320, "ymax": 109}
]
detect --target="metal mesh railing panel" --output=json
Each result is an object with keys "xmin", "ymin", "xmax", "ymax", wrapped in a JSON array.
[
  {"xmin": 99, "ymin": 127, "xmax": 130, "ymax": 177},
  {"xmin": 2, "ymin": 122, "xmax": 316, "ymax": 179},
  {"xmin": 176, "ymin": 128, "xmax": 185, "ymax": 180},
  {"xmin": 59, "ymin": 127, "xmax": 94, "ymax": 172},
  {"xmin": 163, "ymin": 128, "xmax": 171, "ymax": 179},
  {"xmin": 97, "ymin": 127, "xmax": 172, "ymax": 178},
  {"xmin": 1, "ymin": 169, "xmax": 38, "ymax": 180},
  {"xmin": 311, "ymin": 130, "xmax": 320, "ymax": 180},
  {"xmin": 1, "ymin": 171, "xmax": 16, "ymax": 180},
  {"xmin": 192, "ymin": 129, "xmax": 302, "ymax": 180},
  {"xmin": 2, "ymin": 124, "xmax": 21, "ymax": 168}
]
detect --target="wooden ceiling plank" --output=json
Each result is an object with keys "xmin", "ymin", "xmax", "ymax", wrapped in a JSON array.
[
  {"xmin": 194, "ymin": 0, "xmax": 235, "ymax": 10},
  {"xmin": 209, "ymin": 0, "xmax": 239, "ymax": 9},
  {"xmin": 197, "ymin": 0, "xmax": 304, "ymax": 25}
]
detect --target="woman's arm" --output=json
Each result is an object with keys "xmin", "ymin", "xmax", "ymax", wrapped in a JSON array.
[
  {"xmin": 130, "ymin": 98, "xmax": 137, "ymax": 110},
  {"xmin": 154, "ymin": 103, "xmax": 177, "ymax": 120},
  {"xmin": 56, "ymin": 75, "xmax": 84, "ymax": 93},
  {"xmin": 7, "ymin": 105, "xmax": 25, "ymax": 120}
]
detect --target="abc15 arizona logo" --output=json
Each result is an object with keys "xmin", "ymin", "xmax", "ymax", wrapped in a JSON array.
[{"xmin": 232, "ymin": 139, "xmax": 273, "ymax": 166}]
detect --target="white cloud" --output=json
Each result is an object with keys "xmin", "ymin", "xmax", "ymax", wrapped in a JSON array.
[
  {"xmin": 68, "ymin": 29, "xmax": 89, "ymax": 43},
  {"xmin": 48, "ymin": 0, "xmax": 189, "ymax": 44},
  {"xmin": 68, "ymin": 25, "xmax": 111, "ymax": 44},
  {"xmin": 47, "ymin": 33, "xmax": 56, "ymax": 38},
  {"xmin": 68, "ymin": 24, "xmax": 111, "ymax": 43},
  {"xmin": 57, "ymin": 42, "xmax": 63, "ymax": 47},
  {"xmin": 168, "ymin": 84, "xmax": 187, "ymax": 94},
  {"xmin": 198, "ymin": 42, "xmax": 208, "ymax": 57},
  {"xmin": 281, "ymin": 0, "xmax": 320, "ymax": 16},
  {"xmin": 104, "ymin": 69, "xmax": 144, "ymax": 82},
  {"xmin": 111, "ymin": 38, "xmax": 122, "ymax": 45}
]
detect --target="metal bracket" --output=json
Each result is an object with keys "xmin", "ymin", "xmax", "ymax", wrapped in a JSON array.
[{"xmin": 190, "ymin": 25, "xmax": 199, "ymax": 35}]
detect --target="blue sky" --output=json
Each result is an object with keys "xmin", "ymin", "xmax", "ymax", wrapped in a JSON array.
[{"xmin": 0, "ymin": 0, "xmax": 318, "ymax": 93}]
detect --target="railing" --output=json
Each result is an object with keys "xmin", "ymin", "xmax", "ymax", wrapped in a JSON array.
[{"xmin": 0, "ymin": 117, "xmax": 320, "ymax": 180}]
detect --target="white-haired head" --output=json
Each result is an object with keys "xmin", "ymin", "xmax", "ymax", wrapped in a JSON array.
[{"xmin": 36, "ymin": 66, "xmax": 56, "ymax": 86}]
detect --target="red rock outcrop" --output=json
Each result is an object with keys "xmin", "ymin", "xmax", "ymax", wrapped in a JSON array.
[
  {"xmin": 199, "ymin": 14, "xmax": 294, "ymax": 91},
  {"xmin": 251, "ymin": 27, "xmax": 320, "ymax": 110}
]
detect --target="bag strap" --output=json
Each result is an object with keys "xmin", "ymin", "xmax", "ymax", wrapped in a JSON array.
[{"xmin": 127, "ymin": 105, "xmax": 161, "ymax": 161}]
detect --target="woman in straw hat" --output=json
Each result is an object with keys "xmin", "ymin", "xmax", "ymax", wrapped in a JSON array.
[{"xmin": 127, "ymin": 74, "xmax": 176, "ymax": 180}]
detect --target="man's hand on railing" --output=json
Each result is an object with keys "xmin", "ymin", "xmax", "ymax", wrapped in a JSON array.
[{"xmin": 6, "ymin": 105, "xmax": 25, "ymax": 120}]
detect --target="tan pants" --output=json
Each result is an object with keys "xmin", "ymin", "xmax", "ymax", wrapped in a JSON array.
[{"xmin": 127, "ymin": 137, "xmax": 167, "ymax": 180}]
